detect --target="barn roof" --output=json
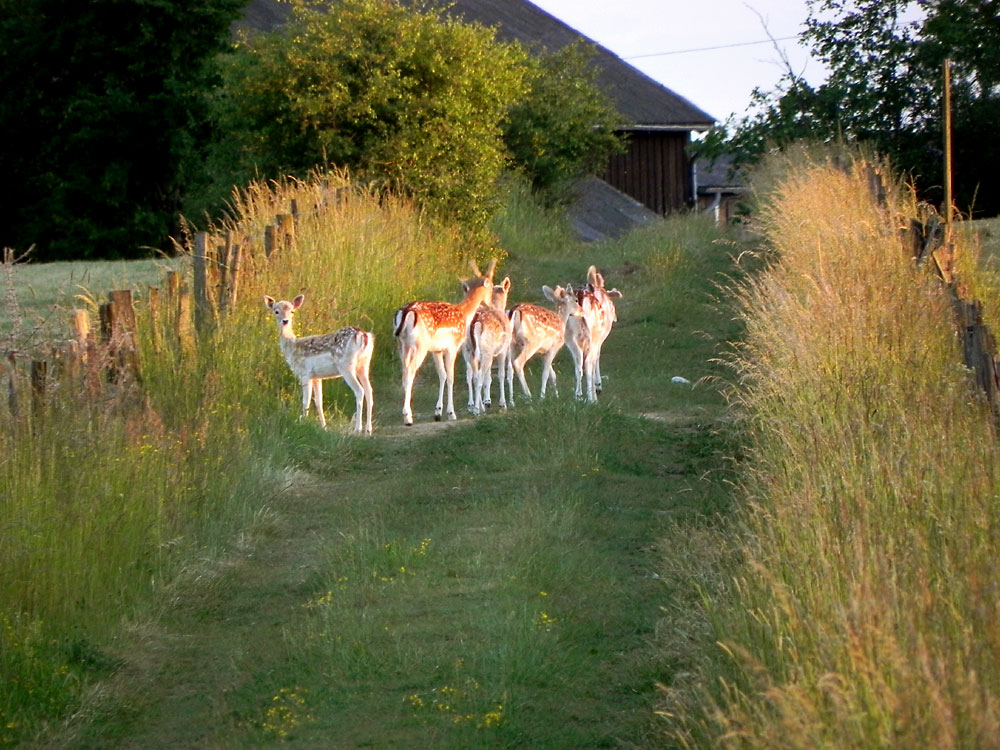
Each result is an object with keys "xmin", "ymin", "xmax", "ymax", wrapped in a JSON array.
[
  {"xmin": 438, "ymin": 0, "xmax": 716, "ymax": 129},
  {"xmin": 238, "ymin": 0, "xmax": 717, "ymax": 130}
]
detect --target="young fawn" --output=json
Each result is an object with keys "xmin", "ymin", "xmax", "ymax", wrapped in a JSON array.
[
  {"xmin": 393, "ymin": 259, "xmax": 497, "ymax": 425},
  {"xmin": 507, "ymin": 293, "xmax": 566, "ymax": 400},
  {"xmin": 577, "ymin": 265, "xmax": 622, "ymax": 394},
  {"xmin": 463, "ymin": 276, "xmax": 512, "ymax": 415},
  {"xmin": 543, "ymin": 284, "xmax": 598, "ymax": 402},
  {"xmin": 264, "ymin": 295, "xmax": 374, "ymax": 434}
]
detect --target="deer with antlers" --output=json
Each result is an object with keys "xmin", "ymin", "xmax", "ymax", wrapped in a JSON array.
[
  {"xmin": 578, "ymin": 265, "xmax": 622, "ymax": 395},
  {"xmin": 264, "ymin": 294, "xmax": 374, "ymax": 434},
  {"xmin": 463, "ymin": 276, "xmax": 513, "ymax": 416},
  {"xmin": 393, "ymin": 259, "xmax": 497, "ymax": 425}
]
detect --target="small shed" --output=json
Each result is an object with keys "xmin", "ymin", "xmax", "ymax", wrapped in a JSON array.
[{"xmin": 695, "ymin": 154, "xmax": 747, "ymax": 226}]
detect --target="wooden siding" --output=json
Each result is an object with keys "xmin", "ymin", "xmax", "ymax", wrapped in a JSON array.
[{"xmin": 604, "ymin": 131, "xmax": 692, "ymax": 215}]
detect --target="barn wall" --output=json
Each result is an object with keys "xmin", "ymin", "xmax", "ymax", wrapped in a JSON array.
[{"xmin": 604, "ymin": 131, "xmax": 692, "ymax": 215}]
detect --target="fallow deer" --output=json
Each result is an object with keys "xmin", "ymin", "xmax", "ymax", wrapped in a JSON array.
[
  {"xmin": 393, "ymin": 259, "xmax": 497, "ymax": 425},
  {"xmin": 578, "ymin": 265, "xmax": 623, "ymax": 394},
  {"xmin": 508, "ymin": 293, "xmax": 566, "ymax": 400},
  {"xmin": 543, "ymin": 284, "xmax": 598, "ymax": 402},
  {"xmin": 463, "ymin": 276, "xmax": 512, "ymax": 415},
  {"xmin": 264, "ymin": 294, "xmax": 374, "ymax": 434}
]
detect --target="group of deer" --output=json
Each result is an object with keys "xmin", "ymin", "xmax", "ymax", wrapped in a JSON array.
[{"xmin": 264, "ymin": 260, "xmax": 621, "ymax": 433}]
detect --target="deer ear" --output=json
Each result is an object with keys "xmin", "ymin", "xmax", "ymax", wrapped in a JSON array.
[
  {"xmin": 485, "ymin": 258, "xmax": 497, "ymax": 279},
  {"xmin": 264, "ymin": 295, "xmax": 275, "ymax": 310},
  {"xmin": 542, "ymin": 285, "xmax": 557, "ymax": 302},
  {"xmin": 501, "ymin": 276, "xmax": 511, "ymax": 293},
  {"xmin": 608, "ymin": 288, "xmax": 622, "ymax": 299},
  {"xmin": 292, "ymin": 294, "xmax": 305, "ymax": 309}
]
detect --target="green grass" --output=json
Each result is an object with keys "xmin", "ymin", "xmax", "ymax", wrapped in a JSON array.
[
  {"xmin": 0, "ymin": 256, "xmax": 182, "ymax": 353},
  {"xmin": 3, "ymin": 177, "xmax": 745, "ymax": 747}
]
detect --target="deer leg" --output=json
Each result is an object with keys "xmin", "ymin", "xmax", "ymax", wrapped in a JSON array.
[
  {"xmin": 505, "ymin": 353, "xmax": 515, "ymax": 407},
  {"xmin": 442, "ymin": 348, "xmax": 458, "ymax": 421},
  {"xmin": 513, "ymin": 344, "xmax": 539, "ymax": 399},
  {"xmin": 481, "ymin": 352, "xmax": 495, "ymax": 411},
  {"xmin": 401, "ymin": 344, "xmax": 427, "ymax": 426},
  {"xmin": 495, "ymin": 350, "xmax": 507, "ymax": 409},
  {"xmin": 357, "ymin": 361, "xmax": 374, "ymax": 435},
  {"xmin": 464, "ymin": 346, "xmax": 477, "ymax": 415},
  {"xmin": 431, "ymin": 351, "xmax": 448, "ymax": 421},
  {"xmin": 592, "ymin": 341, "xmax": 604, "ymax": 394},
  {"xmin": 540, "ymin": 349, "xmax": 559, "ymax": 399},
  {"xmin": 312, "ymin": 378, "xmax": 327, "ymax": 429},
  {"xmin": 300, "ymin": 379, "xmax": 313, "ymax": 421},
  {"xmin": 341, "ymin": 367, "xmax": 366, "ymax": 433}
]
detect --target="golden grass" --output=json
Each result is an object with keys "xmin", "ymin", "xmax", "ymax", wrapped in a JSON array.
[{"xmin": 659, "ymin": 153, "xmax": 1000, "ymax": 748}]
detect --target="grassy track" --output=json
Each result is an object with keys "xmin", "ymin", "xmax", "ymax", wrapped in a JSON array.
[{"xmin": 37, "ymin": 217, "xmax": 744, "ymax": 748}]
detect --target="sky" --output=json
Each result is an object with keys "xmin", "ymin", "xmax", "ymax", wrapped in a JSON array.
[{"xmin": 530, "ymin": 0, "xmax": 826, "ymax": 126}]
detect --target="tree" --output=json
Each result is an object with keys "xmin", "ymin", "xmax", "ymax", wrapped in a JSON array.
[
  {"xmin": 504, "ymin": 43, "xmax": 625, "ymax": 201},
  {"xmin": 206, "ymin": 0, "xmax": 529, "ymax": 232},
  {"xmin": 0, "ymin": 0, "xmax": 245, "ymax": 260},
  {"xmin": 703, "ymin": 0, "xmax": 1000, "ymax": 216}
]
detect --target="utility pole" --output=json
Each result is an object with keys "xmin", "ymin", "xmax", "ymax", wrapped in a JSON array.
[{"xmin": 943, "ymin": 58, "xmax": 953, "ymax": 228}]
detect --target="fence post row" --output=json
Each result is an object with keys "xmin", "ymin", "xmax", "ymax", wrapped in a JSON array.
[
  {"xmin": 9, "ymin": 200, "xmax": 305, "ymax": 418},
  {"xmin": 907, "ymin": 214, "xmax": 1000, "ymax": 422}
]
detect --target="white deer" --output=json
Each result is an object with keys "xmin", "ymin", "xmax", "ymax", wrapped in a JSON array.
[
  {"xmin": 264, "ymin": 295, "xmax": 374, "ymax": 434},
  {"xmin": 463, "ymin": 276, "xmax": 512, "ymax": 415},
  {"xmin": 393, "ymin": 259, "xmax": 497, "ymax": 425},
  {"xmin": 507, "ymin": 292, "xmax": 566, "ymax": 400},
  {"xmin": 579, "ymin": 265, "xmax": 622, "ymax": 394},
  {"xmin": 543, "ymin": 284, "xmax": 598, "ymax": 402}
]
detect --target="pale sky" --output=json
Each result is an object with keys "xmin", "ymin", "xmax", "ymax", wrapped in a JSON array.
[{"xmin": 530, "ymin": 0, "xmax": 827, "ymax": 126}]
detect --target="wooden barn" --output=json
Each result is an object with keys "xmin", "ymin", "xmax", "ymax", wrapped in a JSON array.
[
  {"xmin": 438, "ymin": 0, "xmax": 716, "ymax": 215},
  {"xmin": 240, "ymin": 0, "xmax": 717, "ymax": 219}
]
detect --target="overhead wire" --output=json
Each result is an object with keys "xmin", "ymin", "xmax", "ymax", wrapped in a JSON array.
[{"xmin": 621, "ymin": 35, "xmax": 801, "ymax": 60}]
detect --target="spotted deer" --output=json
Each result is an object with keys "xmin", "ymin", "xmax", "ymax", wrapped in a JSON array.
[
  {"xmin": 544, "ymin": 283, "xmax": 598, "ymax": 402},
  {"xmin": 578, "ymin": 265, "xmax": 622, "ymax": 394},
  {"xmin": 463, "ymin": 276, "xmax": 512, "ymax": 415},
  {"xmin": 507, "ymin": 292, "xmax": 566, "ymax": 400},
  {"xmin": 264, "ymin": 294, "xmax": 374, "ymax": 434},
  {"xmin": 393, "ymin": 259, "xmax": 497, "ymax": 425}
]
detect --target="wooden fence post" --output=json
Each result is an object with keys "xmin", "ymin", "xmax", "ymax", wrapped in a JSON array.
[
  {"xmin": 264, "ymin": 224, "xmax": 277, "ymax": 259},
  {"xmin": 276, "ymin": 213, "xmax": 296, "ymax": 254},
  {"xmin": 224, "ymin": 239, "xmax": 243, "ymax": 313},
  {"xmin": 148, "ymin": 285, "xmax": 162, "ymax": 354},
  {"xmin": 100, "ymin": 290, "xmax": 141, "ymax": 384},
  {"xmin": 7, "ymin": 351, "xmax": 17, "ymax": 418},
  {"xmin": 193, "ymin": 231, "xmax": 213, "ymax": 332},
  {"xmin": 30, "ymin": 359, "xmax": 46, "ymax": 417}
]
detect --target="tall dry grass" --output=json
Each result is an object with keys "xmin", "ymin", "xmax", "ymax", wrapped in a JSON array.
[
  {"xmin": 661, "ymin": 155, "xmax": 1000, "ymax": 748},
  {"xmin": 0, "ymin": 170, "xmax": 474, "ymax": 743}
]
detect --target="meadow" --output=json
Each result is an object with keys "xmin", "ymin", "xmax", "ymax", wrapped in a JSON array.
[
  {"xmin": 1, "ymin": 175, "xmax": 743, "ymax": 747},
  {"xmin": 6, "ymin": 153, "xmax": 998, "ymax": 748}
]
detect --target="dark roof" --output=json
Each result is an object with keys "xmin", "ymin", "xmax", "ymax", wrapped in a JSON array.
[
  {"xmin": 238, "ymin": 0, "xmax": 716, "ymax": 129},
  {"xmin": 440, "ymin": 0, "xmax": 715, "ymax": 129},
  {"xmin": 695, "ymin": 153, "xmax": 746, "ymax": 192}
]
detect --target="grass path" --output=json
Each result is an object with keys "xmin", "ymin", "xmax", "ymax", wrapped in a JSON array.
[{"xmin": 40, "ymin": 224, "xmax": 743, "ymax": 748}]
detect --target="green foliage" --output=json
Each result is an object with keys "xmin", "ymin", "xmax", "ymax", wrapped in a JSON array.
[
  {"xmin": 0, "ymin": 0, "xmax": 245, "ymax": 261},
  {"xmin": 206, "ymin": 0, "xmax": 529, "ymax": 232},
  {"xmin": 505, "ymin": 43, "xmax": 625, "ymax": 201},
  {"xmin": 704, "ymin": 0, "xmax": 1000, "ymax": 216}
]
